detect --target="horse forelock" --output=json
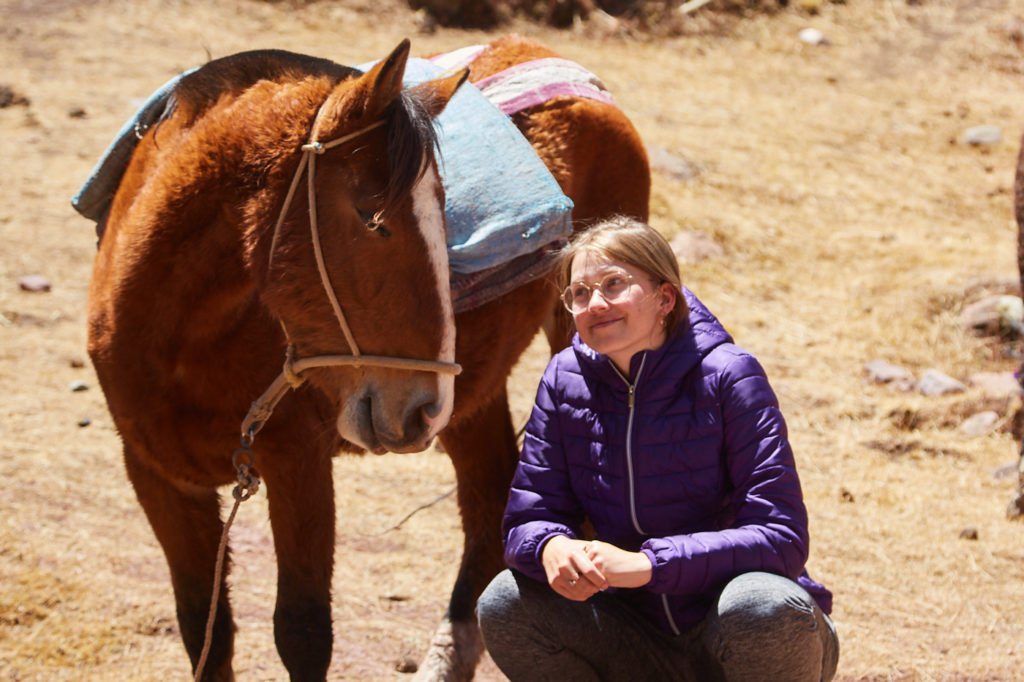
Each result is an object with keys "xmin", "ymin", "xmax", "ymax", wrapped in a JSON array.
[{"xmin": 379, "ymin": 88, "xmax": 441, "ymax": 221}]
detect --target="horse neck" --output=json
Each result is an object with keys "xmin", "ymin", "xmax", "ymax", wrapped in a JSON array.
[{"xmin": 104, "ymin": 90, "xmax": 323, "ymax": 343}]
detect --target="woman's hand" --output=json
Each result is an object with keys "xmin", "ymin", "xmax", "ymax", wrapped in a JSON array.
[
  {"xmin": 583, "ymin": 540, "xmax": 652, "ymax": 588},
  {"xmin": 541, "ymin": 535, "xmax": 608, "ymax": 600}
]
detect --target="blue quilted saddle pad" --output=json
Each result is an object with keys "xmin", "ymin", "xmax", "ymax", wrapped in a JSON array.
[
  {"xmin": 73, "ymin": 57, "xmax": 574, "ymax": 276},
  {"xmin": 376, "ymin": 57, "xmax": 574, "ymax": 274}
]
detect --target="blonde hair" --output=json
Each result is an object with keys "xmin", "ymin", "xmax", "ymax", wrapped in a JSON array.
[{"xmin": 558, "ymin": 216, "xmax": 688, "ymax": 334}]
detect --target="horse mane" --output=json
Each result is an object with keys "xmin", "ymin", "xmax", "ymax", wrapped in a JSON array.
[
  {"xmin": 170, "ymin": 49, "xmax": 354, "ymax": 125},
  {"xmin": 167, "ymin": 49, "xmax": 440, "ymax": 219}
]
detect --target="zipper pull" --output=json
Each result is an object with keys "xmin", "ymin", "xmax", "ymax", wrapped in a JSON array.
[{"xmin": 628, "ymin": 384, "xmax": 635, "ymax": 409}]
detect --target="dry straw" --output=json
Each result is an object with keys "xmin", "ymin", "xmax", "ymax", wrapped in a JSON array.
[{"xmin": 2, "ymin": 0, "xmax": 1024, "ymax": 679}]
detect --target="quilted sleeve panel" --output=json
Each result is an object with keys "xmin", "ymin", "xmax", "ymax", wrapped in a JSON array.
[{"xmin": 502, "ymin": 353, "xmax": 585, "ymax": 581}]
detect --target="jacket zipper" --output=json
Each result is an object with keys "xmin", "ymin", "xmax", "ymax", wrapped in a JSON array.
[
  {"xmin": 612, "ymin": 355, "xmax": 646, "ymax": 536},
  {"xmin": 614, "ymin": 356, "xmax": 681, "ymax": 636},
  {"xmin": 662, "ymin": 595, "xmax": 680, "ymax": 635}
]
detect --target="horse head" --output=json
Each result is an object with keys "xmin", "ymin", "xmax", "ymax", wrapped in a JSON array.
[{"xmin": 259, "ymin": 40, "xmax": 467, "ymax": 454}]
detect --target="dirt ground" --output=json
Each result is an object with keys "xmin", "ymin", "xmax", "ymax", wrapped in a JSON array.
[{"xmin": 2, "ymin": 0, "xmax": 1024, "ymax": 679}]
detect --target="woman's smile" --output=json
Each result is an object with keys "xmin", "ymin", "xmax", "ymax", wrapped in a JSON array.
[
  {"xmin": 589, "ymin": 315, "xmax": 623, "ymax": 329},
  {"xmin": 569, "ymin": 251, "xmax": 676, "ymax": 374}
]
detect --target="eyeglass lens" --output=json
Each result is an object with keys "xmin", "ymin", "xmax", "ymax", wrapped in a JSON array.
[{"xmin": 563, "ymin": 273, "xmax": 633, "ymax": 313}]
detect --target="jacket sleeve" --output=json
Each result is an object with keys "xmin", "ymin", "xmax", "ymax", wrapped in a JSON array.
[
  {"xmin": 502, "ymin": 356, "xmax": 586, "ymax": 583},
  {"xmin": 640, "ymin": 347, "xmax": 810, "ymax": 596}
]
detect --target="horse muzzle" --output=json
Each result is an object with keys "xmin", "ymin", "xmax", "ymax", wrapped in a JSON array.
[{"xmin": 337, "ymin": 380, "xmax": 453, "ymax": 454}]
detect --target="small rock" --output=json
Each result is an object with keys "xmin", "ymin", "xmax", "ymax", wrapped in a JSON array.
[
  {"xmin": 1007, "ymin": 491, "xmax": 1024, "ymax": 519},
  {"xmin": 959, "ymin": 527, "xmax": 979, "ymax": 540},
  {"xmin": 797, "ymin": 0, "xmax": 823, "ymax": 12},
  {"xmin": 413, "ymin": 9, "xmax": 437, "ymax": 34},
  {"xmin": 959, "ymin": 411, "xmax": 999, "ymax": 436},
  {"xmin": 968, "ymin": 371, "xmax": 1021, "ymax": 400},
  {"xmin": 77, "ymin": 417, "xmax": 92, "ymax": 428},
  {"xmin": 864, "ymin": 360, "xmax": 916, "ymax": 391},
  {"xmin": 839, "ymin": 487, "xmax": 855, "ymax": 503},
  {"xmin": 67, "ymin": 106, "xmax": 87, "ymax": 119},
  {"xmin": 1006, "ymin": 17, "xmax": 1023, "ymax": 44},
  {"xmin": 959, "ymin": 295, "xmax": 1010, "ymax": 336},
  {"xmin": 18, "ymin": 275, "xmax": 51, "ymax": 292},
  {"xmin": 992, "ymin": 462, "xmax": 1019, "ymax": 479},
  {"xmin": 69, "ymin": 358, "xmax": 86, "ymax": 369},
  {"xmin": 798, "ymin": 27, "xmax": 830, "ymax": 45},
  {"xmin": 917, "ymin": 369, "xmax": 966, "ymax": 396},
  {"xmin": 69, "ymin": 380, "xmax": 89, "ymax": 392},
  {"xmin": 996, "ymin": 295, "xmax": 1024, "ymax": 335},
  {"xmin": 394, "ymin": 655, "xmax": 418, "ymax": 673},
  {"xmin": 0, "ymin": 84, "xmax": 30, "ymax": 108},
  {"xmin": 963, "ymin": 125, "xmax": 1002, "ymax": 145},
  {"xmin": 670, "ymin": 231, "xmax": 723, "ymax": 264},
  {"xmin": 647, "ymin": 146, "xmax": 699, "ymax": 182}
]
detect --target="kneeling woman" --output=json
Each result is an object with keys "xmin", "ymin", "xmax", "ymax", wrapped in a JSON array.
[{"xmin": 478, "ymin": 217, "xmax": 838, "ymax": 681}]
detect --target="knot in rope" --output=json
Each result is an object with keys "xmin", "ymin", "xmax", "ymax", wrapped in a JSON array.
[{"xmin": 282, "ymin": 344, "xmax": 306, "ymax": 389}]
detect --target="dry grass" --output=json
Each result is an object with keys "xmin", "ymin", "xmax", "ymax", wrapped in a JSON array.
[{"xmin": 2, "ymin": 0, "xmax": 1024, "ymax": 679}]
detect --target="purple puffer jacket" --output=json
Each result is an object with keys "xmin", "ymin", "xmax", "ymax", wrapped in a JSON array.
[{"xmin": 502, "ymin": 287, "xmax": 832, "ymax": 635}]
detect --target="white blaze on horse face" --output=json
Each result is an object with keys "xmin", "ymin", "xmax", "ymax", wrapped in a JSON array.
[{"xmin": 411, "ymin": 166, "xmax": 456, "ymax": 441}]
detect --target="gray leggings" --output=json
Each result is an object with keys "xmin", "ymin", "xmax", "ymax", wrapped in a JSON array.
[{"xmin": 477, "ymin": 570, "xmax": 839, "ymax": 682}]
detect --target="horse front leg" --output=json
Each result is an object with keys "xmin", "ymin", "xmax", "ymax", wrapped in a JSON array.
[
  {"xmin": 415, "ymin": 387, "xmax": 520, "ymax": 682},
  {"xmin": 123, "ymin": 445, "xmax": 236, "ymax": 681},
  {"xmin": 259, "ymin": 441, "xmax": 336, "ymax": 681}
]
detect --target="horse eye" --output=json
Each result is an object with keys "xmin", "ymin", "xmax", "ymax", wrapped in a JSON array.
[{"xmin": 356, "ymin": 208, "xmax": 390, "ymax": 238}]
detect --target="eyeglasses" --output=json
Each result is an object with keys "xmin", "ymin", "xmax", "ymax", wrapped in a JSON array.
[{"xmin": 562, "ymin": 272, "xmax": 647, "ymax": 313}]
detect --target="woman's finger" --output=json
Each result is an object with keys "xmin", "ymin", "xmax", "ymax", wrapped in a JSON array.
[{"xmin": 570, "ymin": 550, "xmax": 608, "ymax": 591}]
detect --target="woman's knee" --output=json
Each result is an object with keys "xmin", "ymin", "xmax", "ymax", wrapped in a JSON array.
[
  {"xmin": 477, "ymin": 569, "xmax": 521, "ymax": 631},
  {"xmin": 704, "ymin": 572, "xmax": 832, "ymax": 681},
  {"xmin": 716, "ymin": 572, "xmax": 819, "ymax": 627}
]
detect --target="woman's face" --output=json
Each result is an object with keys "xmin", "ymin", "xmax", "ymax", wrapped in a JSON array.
[{"xmin": 568, "ymin": 251, "xmax": 676, "ymax": 375}]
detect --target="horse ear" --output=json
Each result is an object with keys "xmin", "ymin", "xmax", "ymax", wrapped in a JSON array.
[
  {"xmin": 407, "ymin": 67, "xmax": 469, "ymax": 119},
  {"xmin": 352, "ymin": 39, "xmax": 412, "ymax": 120}
]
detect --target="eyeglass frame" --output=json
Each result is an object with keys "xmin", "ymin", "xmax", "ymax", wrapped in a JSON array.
[{"xmin": 560, "ymin": 271, "xmax": 658, "ymax": 314}]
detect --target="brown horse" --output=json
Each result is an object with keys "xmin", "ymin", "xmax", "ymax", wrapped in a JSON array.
[{"xmin": 86, "ymin": 35, "xmax": 649, "ymax": 681}]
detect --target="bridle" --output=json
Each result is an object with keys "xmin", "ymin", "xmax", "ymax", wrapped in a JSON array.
[
  {"xmin": 240, "ymin": 111, "xmax": 462, "ymax": 445},
  {"xmin": 196, "ymin": 88, "xmax": 463, "ymax": 682}
]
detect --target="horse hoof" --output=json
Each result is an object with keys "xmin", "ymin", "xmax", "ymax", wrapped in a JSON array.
[{"xmin": 412, "ymin": 618, "xmax": 483, "ymax": 682}]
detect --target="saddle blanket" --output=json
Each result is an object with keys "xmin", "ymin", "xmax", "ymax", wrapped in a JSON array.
[
  {"xmin": 72, "ymin": 48, "xmax": 617, "ymax": 311},
  {"xmin": 430, "ymin": 44, "xmax": 614, "ymax": 116}
]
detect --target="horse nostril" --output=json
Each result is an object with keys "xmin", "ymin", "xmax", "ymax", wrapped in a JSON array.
[
  {"xmin": 422, "ymin": 398, "xmax": 444, "ymax": 421},
  {"xmin": 353, "ymin": 387, "xmax": 448, "ymax": 452},
  {"xmin": 397, "ymin": 393, "xmax": 439, "ymax": 440}
]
